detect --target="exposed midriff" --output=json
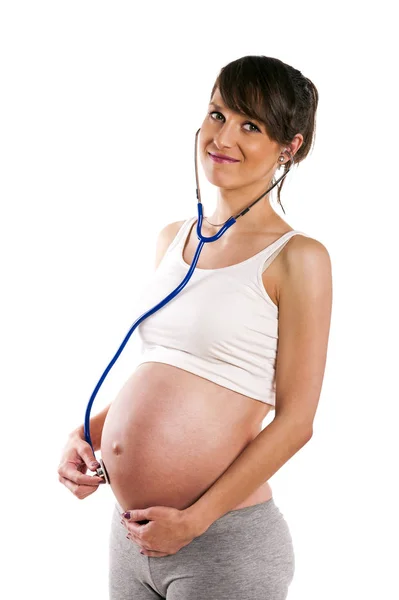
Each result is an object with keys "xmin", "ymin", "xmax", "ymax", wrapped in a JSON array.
[{"xmin": 100, "ymin": 362, "xmax": 273, "ymax": 514}]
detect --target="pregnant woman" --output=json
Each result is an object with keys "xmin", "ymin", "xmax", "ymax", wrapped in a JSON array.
[{"xmin": 58, "ymin": 55, "xmax": 332, "ymax": 599}]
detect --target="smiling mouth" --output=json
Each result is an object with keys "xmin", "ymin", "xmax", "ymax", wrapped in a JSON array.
[{"xmin": 208, "ymin": 152, "xmax": 239, "ymax": 163}]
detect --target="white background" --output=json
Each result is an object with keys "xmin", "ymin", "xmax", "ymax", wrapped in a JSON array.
[{"xmin": 1, "ymin": 1, "xmax": 398, "ymax": 598}]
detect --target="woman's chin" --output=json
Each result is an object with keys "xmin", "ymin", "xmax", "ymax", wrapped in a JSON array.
[{"xmin": 202, "ymin": 169, "xmax": 238, "ymax": 189}]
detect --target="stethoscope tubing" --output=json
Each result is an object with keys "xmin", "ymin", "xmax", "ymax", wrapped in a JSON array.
[{"xmin": 86, "ymin": 129, "xmax": 294, "ymax": 483}]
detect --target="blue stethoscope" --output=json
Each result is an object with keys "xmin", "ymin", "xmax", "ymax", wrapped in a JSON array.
[{"xmin": 86, "ymin": 127, "xmax": 294, "ymax": 484}]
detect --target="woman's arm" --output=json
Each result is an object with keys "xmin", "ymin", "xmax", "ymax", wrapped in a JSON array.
[{"xmin": 70, "ymin": 402, "xmax": 112, "ymax": 451}]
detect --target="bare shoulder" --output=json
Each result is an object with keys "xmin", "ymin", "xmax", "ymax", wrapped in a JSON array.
[
  {"xmin": 277, "ymin": 234, "xmax": 332, "ymax": 301},
  {"xmin": 281, "ymin": 234, "xmax": 331, "ymax": 275},
  {"xmin": 154, "ymin": 219, "xmax": 186, "ymax": 270},
  {"xmin": 283, "ymin": 232, "xmax": 331, "ymax": 259},
  {"xmin": 158, "ymin": 219, "xmax": 186, "ymax": 241}
]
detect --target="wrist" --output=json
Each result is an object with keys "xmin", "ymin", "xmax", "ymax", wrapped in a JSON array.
[
  {"xmin": 69, "ymin": 426, "xmax": 84, "ymax": 441},
  {"xmin": 182, "ymin": 504, "xmax": 213, "ymax": 538}
]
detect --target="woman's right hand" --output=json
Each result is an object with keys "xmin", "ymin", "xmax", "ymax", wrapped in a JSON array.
[{"xmin": 58, "ymin": 431, "xmax": 105, "ymax": 500}]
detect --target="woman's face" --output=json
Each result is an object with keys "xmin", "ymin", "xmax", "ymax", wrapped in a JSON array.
[{"xmin": 199, "ymin": 88, "xmax": 283, "ymax": 191}]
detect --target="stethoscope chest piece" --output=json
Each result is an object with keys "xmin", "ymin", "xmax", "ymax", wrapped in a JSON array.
[{"xmin": 96, "ymin": 458, "xmax": 110, "ymax": 485}]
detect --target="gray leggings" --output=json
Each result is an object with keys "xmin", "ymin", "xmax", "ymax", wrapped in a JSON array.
[{"xmin": 109, "ymin": 497, "xmax": 295, "ymax": 599}]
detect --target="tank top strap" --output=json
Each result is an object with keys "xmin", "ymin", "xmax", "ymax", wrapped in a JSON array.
[
  {"xmin": 165, "ymin": 216, "xmax": 196, "ymax": 256},
  {"xmin": 258, "ymin": 230, "xmax": 311, "ymax": 274}
]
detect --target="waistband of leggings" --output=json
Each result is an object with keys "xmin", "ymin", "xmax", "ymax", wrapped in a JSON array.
[
  {"xmin": 114, "ymin": 497, "xmax": 280, "ymax": 523},
  {"xmin": 222, "ymin": 497, "xmax": 278, "ymax": 519}
]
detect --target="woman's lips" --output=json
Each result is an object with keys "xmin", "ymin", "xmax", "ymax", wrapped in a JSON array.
[{"xmin": 208, "ymin": 152, "xmax": 239, "ymax": 164}]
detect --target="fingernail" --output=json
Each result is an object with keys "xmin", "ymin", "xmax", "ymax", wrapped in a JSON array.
[{"xmin": 123, "ymin": 512, "xmax": 131, "ymax": 519}]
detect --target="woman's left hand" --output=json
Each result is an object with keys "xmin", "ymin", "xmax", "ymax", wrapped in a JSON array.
[{"xmin": 120, "ymin": 505, "xmax": 199, "ymax": 557}]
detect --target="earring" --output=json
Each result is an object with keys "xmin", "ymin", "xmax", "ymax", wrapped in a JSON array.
[{"xmin": 279, "ymin": 147, "xmax": 288, "ymax": 164}]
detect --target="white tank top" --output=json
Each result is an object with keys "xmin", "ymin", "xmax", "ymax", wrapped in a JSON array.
[{"xmin": 135, "ymin": 216, "xmax": 310, "ymax": 408}]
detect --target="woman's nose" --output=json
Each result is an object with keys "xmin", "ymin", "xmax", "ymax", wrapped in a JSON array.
[{"xmin": 213, "ymin": 121, "xmax": 238, "ymax": 148}]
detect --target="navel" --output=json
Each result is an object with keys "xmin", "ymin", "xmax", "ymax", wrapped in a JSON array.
[{"xmin": 112, "ymin": 440, "xmax": 123, "ymax": 455}]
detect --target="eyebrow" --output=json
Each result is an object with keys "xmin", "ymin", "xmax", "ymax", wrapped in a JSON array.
[{"xmin": 209, "ymin": 102, "xmax": 224, "ymax": 110}]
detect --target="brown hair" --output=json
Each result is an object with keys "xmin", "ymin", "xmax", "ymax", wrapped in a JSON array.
[{"xmin": 210, "ymin": 55, "xmax": 319, "ymax": 214}]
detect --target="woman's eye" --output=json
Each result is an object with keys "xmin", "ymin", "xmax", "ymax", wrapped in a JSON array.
[
  {"xmin": 209, "ymin": 111, "xmax": 225, "ymax": 124},
  {"xmin": 208, "ymin": 111, "xmax": 260, "ymax": 132}
]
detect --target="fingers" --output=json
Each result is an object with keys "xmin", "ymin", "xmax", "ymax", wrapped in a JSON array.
[
  {"xmin": 77, "ymin": 442, "xmax": 101, "ymax": 473},
  {"xmin": 119, "ymin": 519, "xmax": 169, "ymax": 556},
  {"xmin": 120, "ymin": 519, "xmax": 140, "ymax": 544},
  {"xmin": 58, "ymin": 435, "xmax": 106, "ymax": 500},
  {"xmin": 121, "ymin": 521, "xmax": 153, "ymax": 551},
  {"xmin": 58, "ymin": 462, "xmax": 104, "ymax": 486},
  {"xmin": 59, "ymin": 475, "xmax": 101, "ymax": 499},
  {"xmin": 124, "ymin": 530, "xmax": 168, "ymax": 555}
]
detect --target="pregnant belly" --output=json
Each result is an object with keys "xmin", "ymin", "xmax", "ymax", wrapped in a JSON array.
[{"xmin": 100, "ymin": 362, "xmax": 272, "ymax": 513}]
